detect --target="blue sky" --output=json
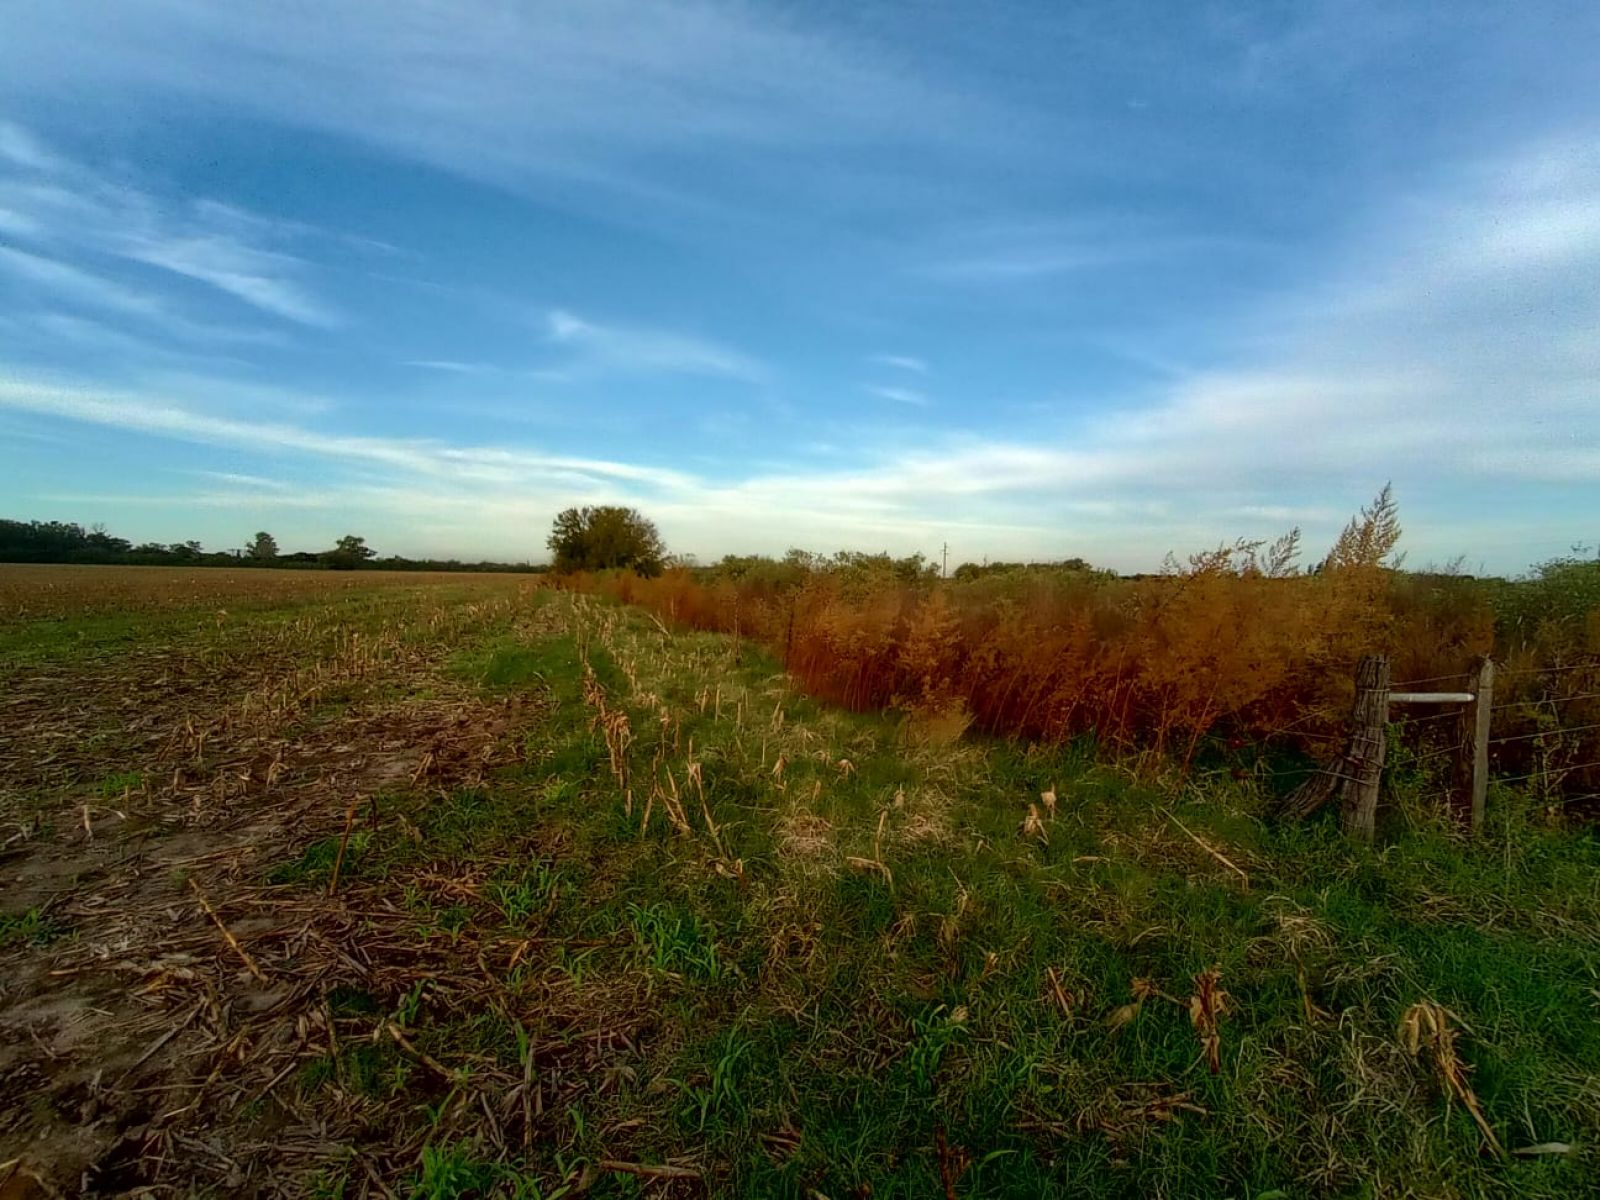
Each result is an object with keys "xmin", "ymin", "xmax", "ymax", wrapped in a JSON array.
[{"xmin": 0, "ymin": 1, "xmax": 1596, "ymax": 572}]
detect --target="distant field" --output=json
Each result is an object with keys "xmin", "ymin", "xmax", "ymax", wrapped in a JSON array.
[
  {"xmin": 0, "ymin": 562, "xmax": 537, "ymax": 622},
  {"xmin": 1, "ymin": 578, "xmax": 1596, "ymax": 1196}
]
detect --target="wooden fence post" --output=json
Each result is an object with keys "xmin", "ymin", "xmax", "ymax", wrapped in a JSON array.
[
  {"xmin": 1282, "ymin": 653, "xmax": 1391, "ymax": 840},
  {"xmin": 1341, "ymin": 655, "xmax": 1391, "ymax": 841},
  {"xmin": 1465, "ymin": 656, "xmax": 1494, "ymax": 834}
]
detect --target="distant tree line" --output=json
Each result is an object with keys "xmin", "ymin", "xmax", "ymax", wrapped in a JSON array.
[
  {"xmin": 539, "ymin": 506, "xmax": 1122, "ymax": 586},
  {"xmin": 0, "ymin": 519, "xmax": 543, "ymax": 574}
]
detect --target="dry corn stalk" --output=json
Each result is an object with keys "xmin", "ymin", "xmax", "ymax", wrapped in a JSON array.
[
  {"xmin": 655, "ymin": 768, "xmax": 693, "ymax": 836},
  {"xmin": 600, "ymin": 711, "xmax": 633, "ymax": 802},
  {"xmin": 1108, "ymin": 976, "xmax": 1183, "ymax": 1031},
  {"xmin": 939, "ymin": 883, "xmax": 970, "ymax": 949},
  {"xmin": 1045, "ymin": 966, "xmax": 1076, "ymax": 1018},
  {"xmin": 1399, "ymin": 1000, "xmax": 1504, "ymax": 1159},
  {"xmin": 1188, "ymin": 966, "xmax": 1230, "ymax": 1074},
  {"xmin": 685, "ymin": 759, "xmax": 728, "ymax": 859},
  {"xmin": 845, "ymin": 810, "xmax": 893, "ymax": 888},
  {"xmin": 1107, "ymin": 978, "xmax": 1152, "ymax": 1031}
]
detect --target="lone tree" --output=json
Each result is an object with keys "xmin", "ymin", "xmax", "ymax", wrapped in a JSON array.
[
  {"xmin": 247, "ymin": 531, "xmax": 279, "ymax": 561},
  {"xmin": 322, "ymin": 534, "xmax": 375, "ymax": 570},
  {"xmin": 548, "ymin": 506, "xmax": 665, "ymax": 576}
]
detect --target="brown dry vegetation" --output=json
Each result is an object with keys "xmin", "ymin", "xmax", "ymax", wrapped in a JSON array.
[{"xmin": 565, "ymin": 500, "xmax": 1600, "ymax": 807}]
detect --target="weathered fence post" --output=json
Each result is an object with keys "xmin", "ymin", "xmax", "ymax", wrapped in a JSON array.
[
  {"xmin": 1289, "ymin": 655, "xmax": 1492, "ymax": 838},
  {"xmin": 1282, "ymin": 653, "xmax": 1390, "ymax": 840},
  {"xmin": 1342, "ymin": 655, "xmax": 1391, "ymax": 841},
  {"xmin": 1465, "ymin": 656, "xmax": 1494, "ymax": 834}
]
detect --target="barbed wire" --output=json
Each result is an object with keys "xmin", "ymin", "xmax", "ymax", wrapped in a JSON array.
[
  {"xmin": 1495, "ymin": 660, "xmax": 1600, "ymax": 678},
  {"xmin": 1262, "ymin": 678, "xmax": 1600, "ymax": 803},
  {"xmin": 1411, "ymin": 780, "xmax": 1597, "ymax": 801},
  {"xmin": 1490, "ymin": 760, "xmax": 1600, "ymax": 786},
  {"xmin": 1390, "ymin": 660, "xmax": 1598, "ymax": 690},
  {"xmin": 1389, "ymin": 670, "xmax": 1470, "ymax": 689},
  {"xmin": 1274, "ymin": 727, "xmax": 1346, "ymax": 743},
  {"xmin": 1488, "ymin": 722, "xmax": 1600, "ymax": 747},
  {"xmin": 1258, "ymin": 709, "xmax": 1346, "ymax": 737},
  {"xmin": 1390, "ymin": 708, "xmax": 1468, "ymax": 728},
  {"xmin": 1492, "ymin": 690, "xmax": 1600, "ymax": 712},
  {"xmin": 1295, "ymin": 767, "xmax": 1369, "ymax": 786}
]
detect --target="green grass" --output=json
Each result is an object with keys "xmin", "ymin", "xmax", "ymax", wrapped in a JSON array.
[
  {"xmin": 407, "ymin": 1141, "xmax": 574, "ymax": 1200},
  {"xmin": 97, "ymin": 770, "xmax": 143, "ymax": 798},
  {"xmin": 268, "ymin": 831, "xmax": 373, "ymax": 885},
  {"xmin": 237, "ymin": 592, "xmax": 1600, "ymax": 1196},
  {"xmin": 628, "ymin": 901, "xmax": 724, "ymax": 981},
  {"xmin": 0, "ymin": 906, "xmax": 62, "ymax": 948},
  {"xmin": 0, "ymin": 609, "xmax": 183, "ymax": 665}
]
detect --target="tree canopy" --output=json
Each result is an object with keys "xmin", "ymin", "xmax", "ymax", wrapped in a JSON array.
[
  {"xmin": 322, "ymin": 534, "xmax": 376, "ymax": 570},
  {"xmin": 547, "ymin": 506, "xmax": 665, "ymax": 576}
]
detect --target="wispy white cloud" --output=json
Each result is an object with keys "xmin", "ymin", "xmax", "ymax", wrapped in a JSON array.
[
  {"xmin": 0, "ymin": 2, "xmax": 1007, "ymax": 238},
  {"xmin": 0, "ymin": 245, "xmax": 165, "ymax": 317},
  {"xmin": 187, "ymin": 469, "xmax": 293, "ymax": 490},
  {"xmin": 0, "ymin": 123, "xmax": 342, "ymax": 329},
  {"xmin": 122, "ymin": 235, "xmax": 340, "ymax": 328},
  {"xmin": 0, "ymin": 376, "xmax": 695, "ymax": 492},
  {"xmin": 40, "ymin": 489, "xmax": 339, "ymax": 511},
  {"xmin": 0, "ymin": 206, "xmax": 42, "ymax": 236},
  {"xmin": 920, "ymin": 217, "xmax": 1272, "ymax": 282},
  {"xmin": 542, "ymin": 309, "xmax": 766, "ymax": 382},
  {"xmin": 863, "ymin": 384, "xmax": 929, "ymax": 407},
  {"xmin": 0, "ymin": 248, "xmax": 278, "ymax": 350},
  {"xmin": 403, "ymin": 359, "xmax": 497, "ymax": 374},
  {"xmin": 0, "ymin": 120, "xmax": 64, "ymax": 172},
  {"xmin": 870, "ymin": 354, "xmax": 929, "ymax": 374}
]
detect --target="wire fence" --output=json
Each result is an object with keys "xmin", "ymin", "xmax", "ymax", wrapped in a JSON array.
[
  {"xmin": 1391, "ymin": 660, "xmax": 1599, "ymax": 689},
  {"xmin": 1488, "ymin": 721, "xmax": 1600, "ymax": 747},
  {"xmin": 1271, "ymin": 659, "xmax": 1600, "ymax": 811},
  {"xmin": 1389, "ymin": 670, "xmax": 1471, "ymax": 688},
  {"xmin": 1488, "ymin": 760, "xmax": 1600, "ymax": 786},
  {"xmin": 1405, "ymin": 741, "xmax": 1462, "ymax": 764},
  {"xmin": 1493, "ymin": 690, "xmax": 1600, "ymax": 711},
  {"xmin": 1390, "ymin": 707, "xmax": 1467, "ymax": 728},
  {"xmin": 1495, "ymin": 660, "xmax": 1600, "ymax": 678}
]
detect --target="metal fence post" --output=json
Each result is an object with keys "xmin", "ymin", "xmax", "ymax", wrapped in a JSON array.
[{"xmin": 1466, "ymin": 656, "xmax": 1494, "ymax": 833}]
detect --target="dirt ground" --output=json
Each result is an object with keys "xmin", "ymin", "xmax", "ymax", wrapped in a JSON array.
[{"xmin": 1, "ymin": 578, "xmax": 551, "ymax": 1196}]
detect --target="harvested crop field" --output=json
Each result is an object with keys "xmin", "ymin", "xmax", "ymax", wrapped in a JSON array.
[{"xmin": 1, "ymin": 567, "xmax": 1597, "ymax": 1198}]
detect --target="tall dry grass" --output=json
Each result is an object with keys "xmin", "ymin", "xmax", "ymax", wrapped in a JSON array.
[{"xmin": 558, "ymin": 491, "xmax": 1598, "ymax": 786}]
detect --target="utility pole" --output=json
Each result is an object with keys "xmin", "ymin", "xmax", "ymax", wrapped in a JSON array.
[{"xmin": 941, "ymin": 542, "xmax": 948, "ymax": 579}]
